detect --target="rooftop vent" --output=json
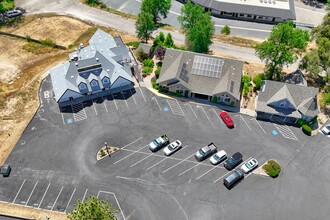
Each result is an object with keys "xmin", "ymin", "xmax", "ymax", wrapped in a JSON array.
[
  {"xmin": 75, "ymin": 62, "xmax": 78, "ymax": 66},
  {"xmin": 70, "ymin": 75, "xmax": 74, "ymax": 79},
  {"xmin": 96, "ymin": 57, "xmax": 99, "ymax": 61}
]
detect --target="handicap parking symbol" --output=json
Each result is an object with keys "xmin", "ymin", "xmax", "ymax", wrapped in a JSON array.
[
  {"xmin": 272, "ymin": 130, "xmax": 278, "ymax": 135},
  {"xmin": 67, "ymin": 118, "xmax": 73, "ymax": 124},
  {"xmin": 163, "ymin": 107, "xmax": 169, "ymax": 112}
]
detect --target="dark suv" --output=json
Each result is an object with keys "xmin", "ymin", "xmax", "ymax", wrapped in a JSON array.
[{"xmin": 224, "ymin": 152, "xmax": 243, "ymax": 170}]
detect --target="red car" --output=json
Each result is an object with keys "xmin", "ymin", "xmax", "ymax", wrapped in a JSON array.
[{"xmin": 220, "ymin": 111, "xmax": 234, "ymax": 128}]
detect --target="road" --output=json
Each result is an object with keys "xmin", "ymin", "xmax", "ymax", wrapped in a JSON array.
[{"xmin": 15, "ymin": 0, "xmax": 306, "ymax": 70}]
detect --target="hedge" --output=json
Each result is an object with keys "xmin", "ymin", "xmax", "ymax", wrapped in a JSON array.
[{"xmin": 302, "ymin": 124, "xmax": 312, "ymax": 136}]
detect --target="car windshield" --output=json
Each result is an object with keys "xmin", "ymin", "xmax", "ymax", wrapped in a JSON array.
[
  {"xmin": 213, "ymin": 154, "xmax": 220, "ymax": 160},
  {"xmin": 154, "ymin": 138, "xmax": 161, "ymax": 145},
  {"xmin": 199, "ymin": 149, "xmax": 205, "ymax": 156},
  {"xmin": 245, "ymin": 162, "xmax": 252, "ymax": 168},
  {"xmin": 228, "ymin": 157, "xmax": 235, "ymax": 164},
  {"xmin": 168, "ymin": 144, "xmax": 174, "ymax": 150}
]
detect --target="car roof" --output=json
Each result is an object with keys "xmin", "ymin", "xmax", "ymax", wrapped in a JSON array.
[
  {"xmin": 232, "ymin": 152, "xmax": 242, "ymax": 159},
  {"xmin": 217, "ymin": 150, "xmax": 226, "ymax": 157}
]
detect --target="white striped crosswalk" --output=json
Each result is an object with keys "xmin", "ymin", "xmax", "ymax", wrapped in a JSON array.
[
  {"xmin": 71, "ymin": 103, "xmax": 87, "ymax": 122},
  {"xmin": 166, "ymin": 99, "xmax": 185, "ymax": 116},
  {"xmin": 273, "ymin": 122, "xmax": 298, "ymax": 141}
]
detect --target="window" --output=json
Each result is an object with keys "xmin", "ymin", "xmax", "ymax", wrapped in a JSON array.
[
  {"xmin": 279, "ymin": 100, "xmax": 286, "ymax": 107},
  {"xmin": 79, "ymin": 83, "xmax": 86, "ymax": 90},
  {"xmin": 224, "ymin": 98, "xmax": 230, "ymax": 102},
  {"xmin": 91, "ymin": 80, "xmax": 98, "ymax": 87},
  {"xmin": 247, "ymin": 14, "xmax": 252, "ymax": 18},
  {"xmin": 239, "ymin": 14, "xmax": 244, "ymax": 17}
]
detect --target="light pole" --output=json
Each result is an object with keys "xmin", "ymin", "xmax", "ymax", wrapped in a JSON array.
[{"xmin": 105, "ymin": 142, "xmax": 110, "ymax": 157}]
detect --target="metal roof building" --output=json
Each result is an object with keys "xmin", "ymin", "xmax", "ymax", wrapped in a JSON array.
[
  {"xmin": 185, "ymin": 0, "xmax": 296, "ymax": 23},
  {"xmin": 50, "ymin": 29, "xmax": 135, "ymax": 108}
]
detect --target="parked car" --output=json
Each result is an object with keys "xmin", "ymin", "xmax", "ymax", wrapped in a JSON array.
[
  {"xmin": 5, "ymin": 9, "xmax": 22, "ymax": 18},
  {"xmin": 241, "ymin": 158, "xmax": 258, "ymax": 173},
  {"xmin": 224, "ymin": 152, "xmax": 243, "ymax": 170},
  {"xmin": 163, "ymin": 140, "xmax": 182, "ymax": 156},
  {"xmin": 220, "ymin": 111, "xmax": 234, "ymax": 128},
  {"xmin": 321, "ymin": 124, "xmax": 330, "ymax": 135},
  {"xmin": 149, "ymin": 134, "xmax": 170, "ymax": 152},
  {"xmin": 0, "ymin": 164, "xmax": 11, "ymax": 177},
  {"xmin": 195, "ymin": 143, "xmax": 217, "ymax": 161},
  {"xmin": 210, "ymin": 150, "xmax": 227, "ymax": 165},
  {"xmin": 223, "ymin": 169, "xmax": 244, "ymax": 189}
]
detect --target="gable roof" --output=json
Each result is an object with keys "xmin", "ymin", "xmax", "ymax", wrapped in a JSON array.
[
  {"xmin": 157, "ymin": 48, "xmax": 244, "ymax": 100},
  {"xmin": 256, "ymin": 80, "xmax": 319, "ymax": 118},
  {"xmin": 50, "ymin": 29, "xmax": 133, "ymax": 102}
]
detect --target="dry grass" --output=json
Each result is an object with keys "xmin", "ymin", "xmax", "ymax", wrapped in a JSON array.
[
  {"xmin": 0, "ymin": 201, "xmax": 68, "ymax": 220},
  {"xmin": 213, "ymin": 34, "xmax": 261, "ymax": 48}
]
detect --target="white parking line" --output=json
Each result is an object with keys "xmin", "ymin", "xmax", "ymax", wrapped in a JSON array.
[
  {"xmin": 82, "ymin": 188, "xmax": 88, "ymax": 203},
  {"xmin": 273, "ymin": 122, "xmax": 298, "ymax": 141},
  {"xmin": 196, "ymin": 165, "xmax": 218, "ymax": 180},
  {"xmin": 130, "ymin": 154, "xmax": 153, "ymax": 167},
  {"xmin": 25, "ymin": 181, "xmax": 38, "ymax": 206},
  {"xmin": 51, "ymin": 186, "xmax": 64, "ymax": 211},
  {"xmin": 38, "ymin": 182, "xmax": 50, "ymax": 208},
  {"xmin": 178, "ymin": 164, "xmax": 199, "ymax": 176},
  {"xmin": 93, "ymin": 101, "xmax": 98, "ymax": 116},
  {"xmin": 128, "ymin": 89, "xmax": 137, "ymax": 105},
  {"xmin": 210, "ymin": 108, "xmax": 223, "ymax": 124},
  {"xmin": 184, "ymin": 103, "xmax": 197, "ymax": 118},
  {"xmin": 61, "ymin": 113, "xmax": 65, "ymax": 125},
  {"xmin": 121, "ymin": 92, "xmax": 129, "ymax": 109},
  {"xmin": 166, "ymin": 99, "xmax": 185, "ymax": 116},
  {"xmin": 151, "ymin": 97, "xmax": 162, "ymax": 111},
  {"xmin": 111, "ymin": 93, "xmax": 118, "ymax": 110},
  {"xmin": 240, "ymin": 115, "xmax": 251, "ymax": 130},
  {"xmin": 250, "ymin": 118, "xmax": 266, "ymax": 134},
  {"xmin": 64, "ymin": 188, "xmax": 76, "ymax": 212},
  {"xmin": 197, "ymin": 105, "xmax": 210, "ymax": 121},
  {"xmin": 138, "ymin": 86, "xmax": 146, "ymax": 102},
  {"xmin": 163, "ymin": 153, "xmax": 195, "ymax": 174},
  {"xmin": 114, "ymin": 144, "xmax": 149, "ymax": 164},
  {"xmin": 213, "ymin": 157, "xmax": 252, "ymax": 183},
  {"xmin": 103, "ymin": 100, "xmax": 108, "ymax": 112},
  {"xmin": 146, "ymin": 157, "xmax": 167, "ymax": 171},
  {"xmin": 121, "ymin": 137, "xmax": 143, "ymax": 149},
  {"xmin": 13, "ymin": 179, "xmax": 26, "ymax": 203},
  {"xmin": 97, "ymin": 191, "xmax": 126, "ymax": 220}
]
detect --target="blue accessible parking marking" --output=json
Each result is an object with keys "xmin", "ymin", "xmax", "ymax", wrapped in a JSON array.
[
  {"xmin": 67, "ymin": 118, "xmax": 73, "ymax": 124},
  {"xmin": 163, "ymin": 107, "xmax": 169, "ymax": 112},
  {"xmin": 272, "ymin": 130, "xmax": 278, "ymax": 135}
]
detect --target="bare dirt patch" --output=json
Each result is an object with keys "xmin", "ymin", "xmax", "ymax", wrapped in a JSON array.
[{"xmin": 11, "ymin": 16, "xmax": 92, "ymax": 47}]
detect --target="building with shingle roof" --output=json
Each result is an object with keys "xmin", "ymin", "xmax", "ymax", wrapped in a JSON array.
[
  {"xmin": 256, "ymin": 80, "xmax": 319, "ymax": 124},
  {"xmin": 157, "ymin": 48, "xmax": 244, "ymax": 107},
  {"xmin": 180, "ymin": 0, "xmax": 296, "ymax": 23},
  {"xmin": 50, "ymin": 29, "xmax": 135, "ymax": 108}
]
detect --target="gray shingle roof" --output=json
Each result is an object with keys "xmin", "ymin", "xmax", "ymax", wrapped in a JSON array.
[
  {"xmin": 192, "ymin": 0, "xmax": 296, "ymax": 20},
  {"xmin": 256, "ymin": 80, "xmax": 319, "ymax": 118},
  {"xmin": 157, "ymin": 48, "xmax": 244, "ymax": 100},
  {"xmin": 50, "ymin": 29, "xmax": 133, "ymax": 102}
]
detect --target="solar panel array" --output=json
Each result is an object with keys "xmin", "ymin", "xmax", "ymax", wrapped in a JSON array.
[
  {"xmin": 179, "ymin": 63, "xmax": 189, "ymax": 83},
  {"xmin": 191, "ymin": 56, "xmax": 224, "ymax": 78}
]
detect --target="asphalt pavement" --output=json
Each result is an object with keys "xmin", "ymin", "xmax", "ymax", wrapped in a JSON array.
[{"xmin": 0, "ymin": 76, "xmax": 329, "ymax": 219}]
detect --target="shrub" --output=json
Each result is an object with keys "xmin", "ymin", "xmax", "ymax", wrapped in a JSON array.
[
  {"xmin": 184, "ymin": 90, "xmax": 188, "ymax": 97},
  {"xmin": 155, "ymin": 66, "xmax": 161, "ymax": 79},
  {"xmin": 230, "ymin": 101, "xmax": 235, "ymax": 107},
  {"xmin": 221, "ymin": 25, "xmax": 231, "ymax": 35},
  {"xmin": 142, "ymin": 66, "xmax": 153, "ymax": 75},
  {"xmin": 310, "ymin": 115, "xmax": 318, "ymax": 125},
  {"xmin": 175, "ymin": 92, "xmax": 182, "ymax": 97},
  {"xmin": 126, "ymin": 41, "xmax": 140, "ymax": 48},
  {"xmin": 40, "ymin": 39, "xmax": 56, "ymax": 48},
  {"xmin": 262, "ymin": 160, "xmax": 281, "ymax": 178},
  {"xmin": 242, "ymin": 75, "xmax": 251, "ymax": 98},
  {"xmin": 99, "ymin": 3, "xmax": 107, "ymax": 9},
  {"xmin": 253, "ymin": 73, "xmax": 265, "ymax": 91},
  {"xmin": 143, "ymin": 58, "xmax": 154, "ymax": 68},
  {"xmin": 164, "ymin": 33, "xmax": 174, "ymax": 48},
  {"xmin": 211, "ymin": 97, "xmax": 218, "ymax": 103},
  {"xmin": 136, "ymin": 49, "xmax": 149, "ymax": 62},
  {"xmin": 100, "ymin": 149, "xmax": 106, "ymax": 157},
  {"xmin": 297, "ymin": 118, "xmax": 307, "ymax": 127},
  {"xmin": 158, "ymin": 32, "xmax": 165, "ymax": 43},
  {"xmin": 302, "ymin": 124, "xmax": 312, "ymax": 136},
  {"xmin": 321, "ymin": 92, "xmax": 330, "ymax": 106},
  {"xmin": 151, "ymin": 76, "xmax": 157, "ymax": 83}
]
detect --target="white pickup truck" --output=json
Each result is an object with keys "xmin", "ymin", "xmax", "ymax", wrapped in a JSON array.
[{"xmin": 149, "ymin": 134, "xmax": 170, "ymax": 152}]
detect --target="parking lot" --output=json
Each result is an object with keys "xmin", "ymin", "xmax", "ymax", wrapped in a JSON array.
[{"xmin": 1, "ymin": 76, "xmax": 329, "ymax": 220}]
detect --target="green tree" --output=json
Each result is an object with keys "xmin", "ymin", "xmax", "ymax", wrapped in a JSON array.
[
  {"xmin": 221, "ymin": 25, "xmax": 231, "ymax": 35},
  {"xmin": 141, "ymin": 0, "xmax": 171, "ymax": 23},
  {"xmin": 179, "ymin": 1, "xmax": 214, "ymax": 53},
  {"xmin": 67, "ymin": 196, "xmax": 117, "ymax": 220},
  {"xmin": 301, "ymin": 13, "xmax": 330, "ymax": 82},
  {"xmin": 164, "ymin": 33, "xmax": 174, "ymax": 47},
  {"xmin": 158, "ymin": 31, "xmax": 165, "ymax": 43},
  {"xmin": 255, "ymin": 21, "xmax": 310, "ymax": 80},
  {"xmin": 135, "ymin": 11, "xmax": 154, "ymax": 43}
]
